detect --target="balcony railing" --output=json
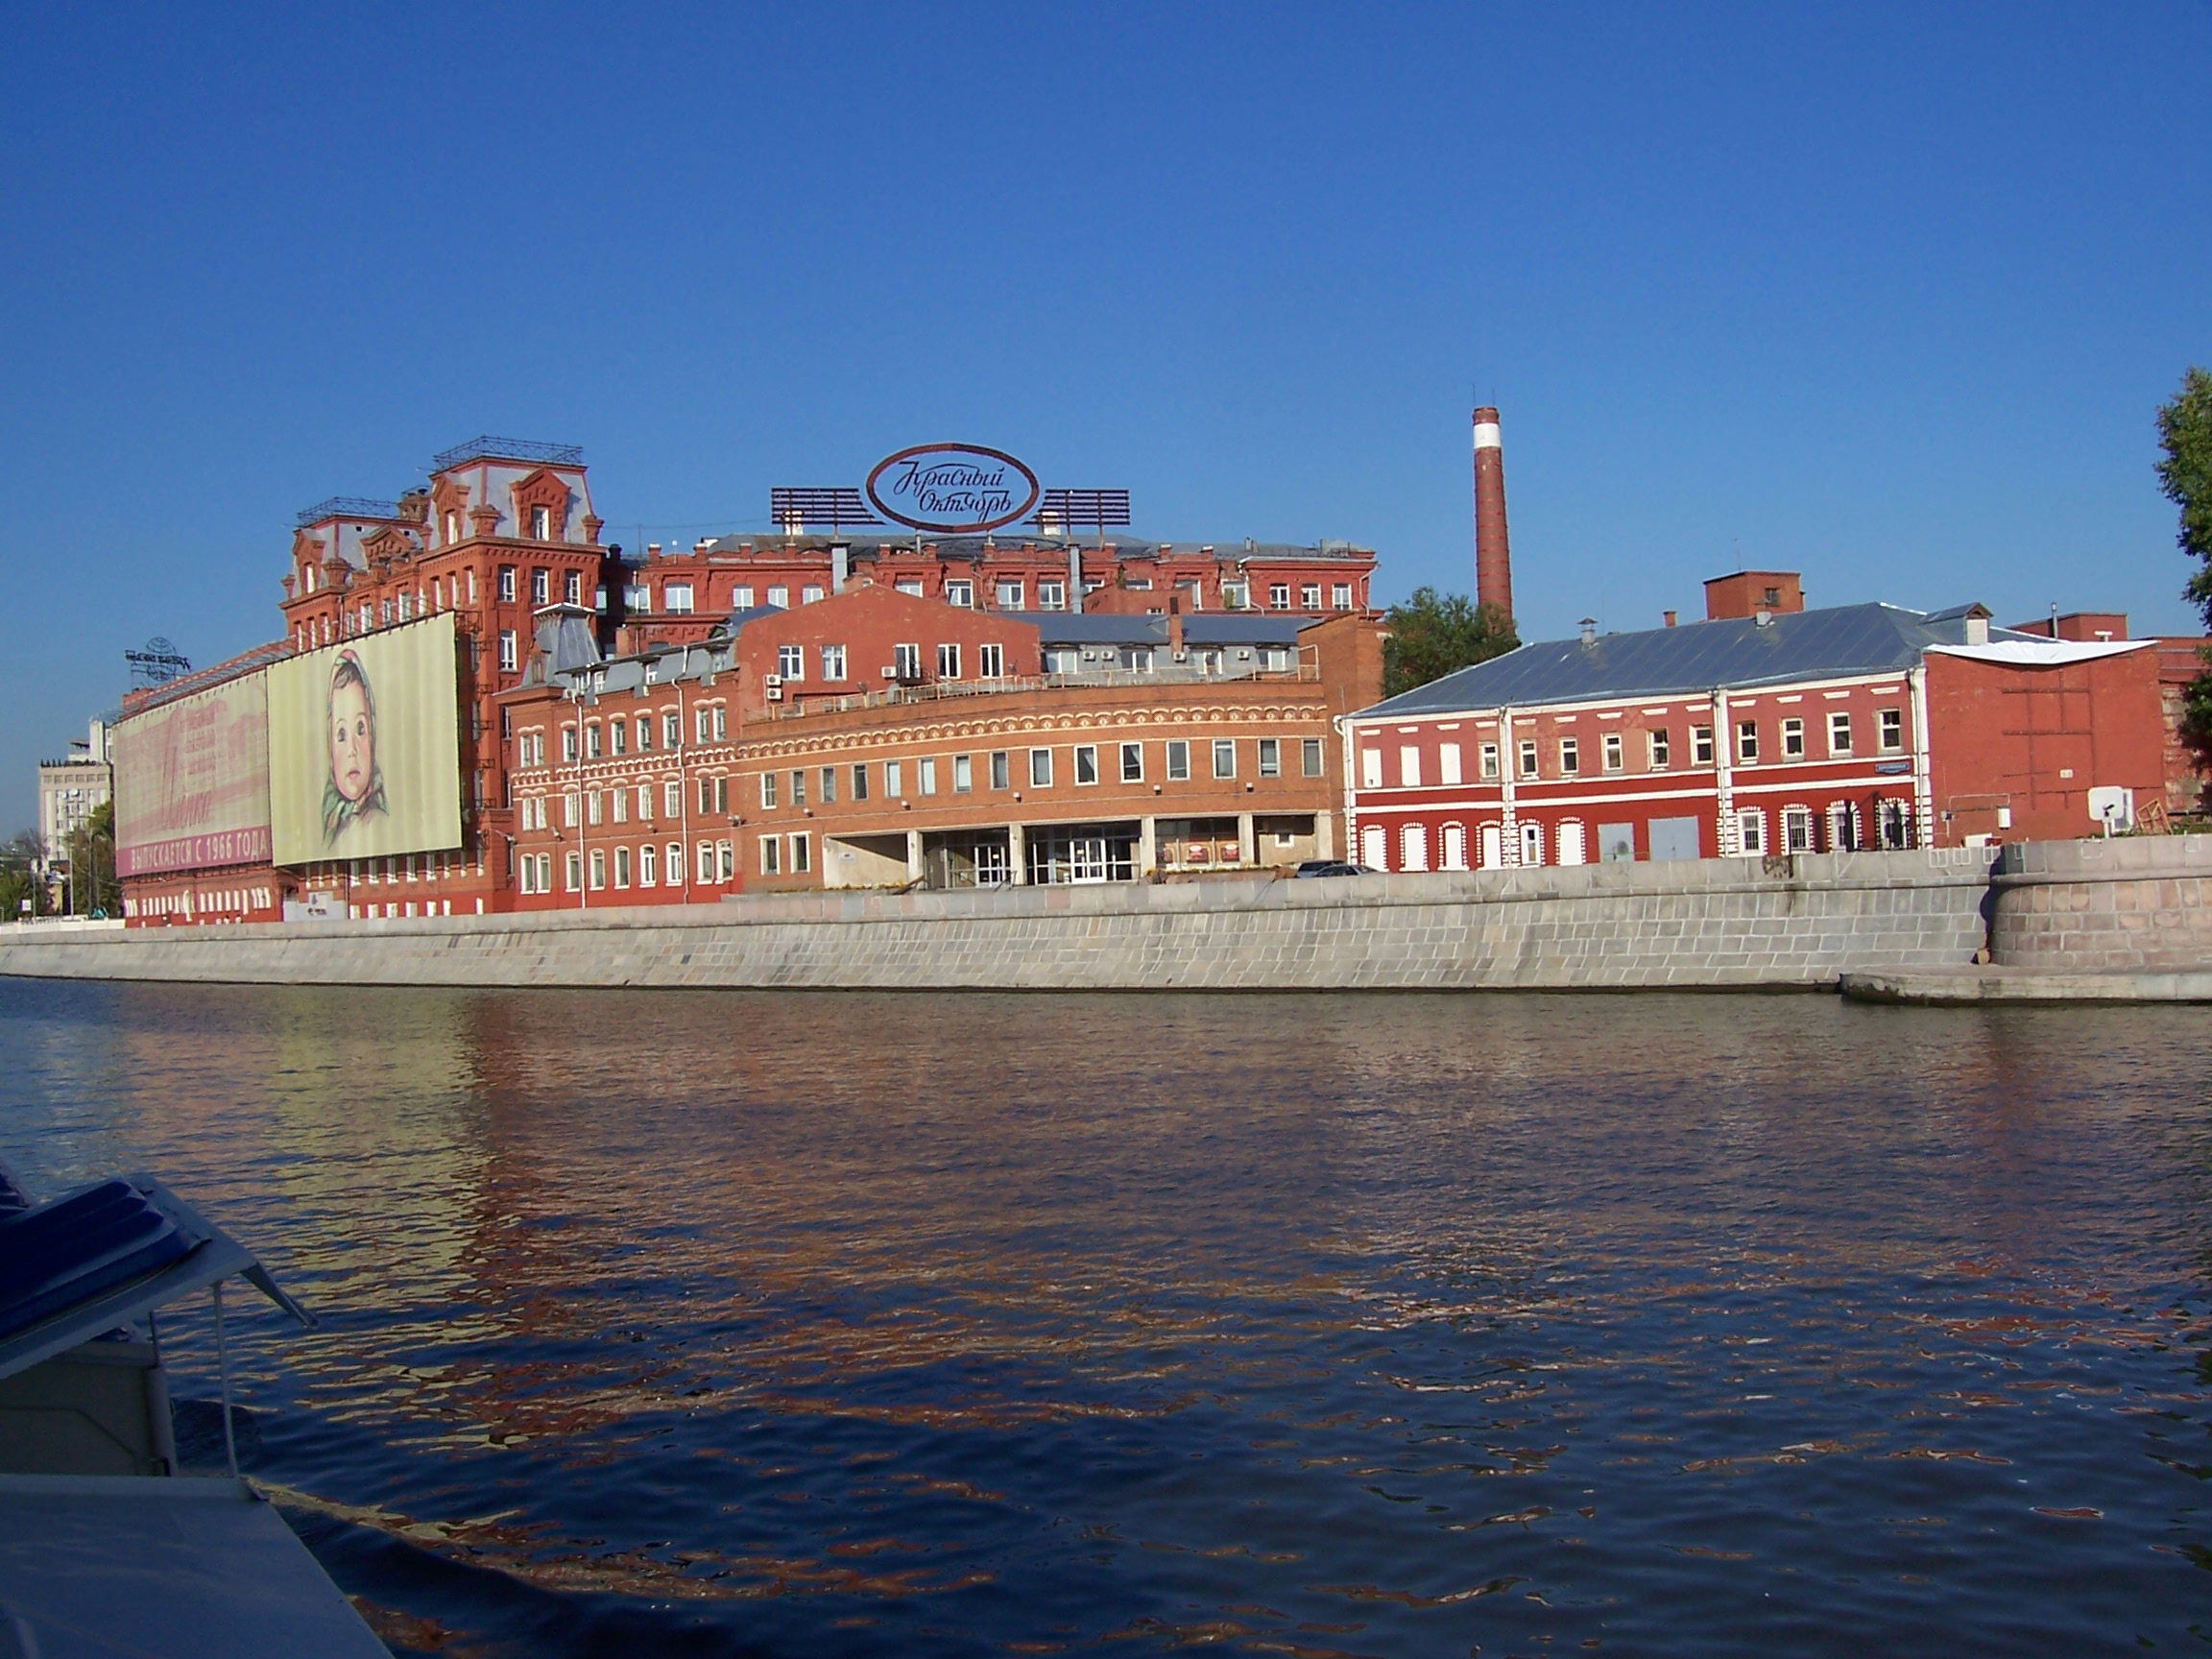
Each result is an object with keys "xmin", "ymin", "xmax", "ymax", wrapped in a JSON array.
[
  {"xmin": 433, "ymin": 436, "xmax": 585, "ymax": 469},
  {"xmin": 295, "ymin": 496, "xmax": 401, "ymax": 527}
]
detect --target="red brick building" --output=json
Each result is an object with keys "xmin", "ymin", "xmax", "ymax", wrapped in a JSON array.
[
  {"xmin": 1345, "ymin": 574, "xmax": 2168, "ymax": 872},
  {"xmin": 483, "ymin": 586, "xmax": 1382, "ymax": 906}
]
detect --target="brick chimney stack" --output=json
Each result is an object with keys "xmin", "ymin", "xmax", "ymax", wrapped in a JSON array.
[{"xmin": 1473, "ymin": 406, "xmax": 1513, "ymax": 625}]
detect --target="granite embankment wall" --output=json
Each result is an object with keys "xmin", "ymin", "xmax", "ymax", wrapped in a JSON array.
[
  {"xmin": 1990, "ymin": 835, "xmax": 2212, "ymax": 972},
  {"xmin": 0, "ymin": 848, "xmax": 1998, "ymax": 992}
]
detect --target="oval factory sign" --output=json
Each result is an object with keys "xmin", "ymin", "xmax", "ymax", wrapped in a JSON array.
[{"xmin": 865, "ymin": 444, "xmax": 1041, "ymax": 535}]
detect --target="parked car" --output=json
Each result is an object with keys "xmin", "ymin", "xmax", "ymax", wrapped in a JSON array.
[{"xmin": 1293, "ymin": 860, "xmax": 1380, "ymax": 878}]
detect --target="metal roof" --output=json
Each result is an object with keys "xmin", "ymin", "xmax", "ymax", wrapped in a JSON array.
[
  {"xmin": 1359, "ymin": 603, "xmax": 2037, "ymax": 719},
  {"xmin": 1002, "ymin": 612, "xmax": 1311, "ymax": 648}
]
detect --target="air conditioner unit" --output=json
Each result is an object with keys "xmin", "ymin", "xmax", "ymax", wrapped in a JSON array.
[
  {"xmin": 763, "ymin": 673, "xmax": 781, "ymax": 687},
  {"xmin": 765, "ymin": 683, "xmax": 782, "ymax": 702},
  {"xmin": 879, "ymin": 665, "xmax": 899, "ymax": 680}
]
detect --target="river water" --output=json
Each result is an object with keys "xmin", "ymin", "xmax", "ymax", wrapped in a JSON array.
[{"xmin": 2, "ymin": 977, "xmax": 2208, "ymax": 1655}]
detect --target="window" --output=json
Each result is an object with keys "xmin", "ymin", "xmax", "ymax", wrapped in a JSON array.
[
  {"xmin": 588, "ymin": 788, "xmax": 602, "ymax": 825},
  {"xmin": 820, "ymin": 644, "xmax": 846, "ymax": 681},
  {"xmin": 1829, "ymin": 711, "xmax": 1853, "ymax": 756},
  {"xmin": 894, "ymin": 642, "xmax": 923, "ymax": 681},
  {"xmin": 732, "ymin": 585, "xmax": 755, "ymax": 610},
  {"xmin": 498, "ymin": 630, "xmax": 518, "ymax": 672},
  {"xmin": 978, "ymin": 642, "xmax": 1003, "ymax": 678},
  {"xmin": 852, "ymin": 764, "xmax": 869, "ymax": 801},
  {"xmin": 949, "ymin": 754, "xmax": 971, "ymax": 793},
  {"xmin": 586, "ymin": 723, "xmax": 603, "ymax": 759},
  {"xmin": 1782, "ymin": 717, "xmax": 1806, "ymax": 758},
  {"xmin": 1120, "ymin": 742, "xmax": 1143, "ymax": 782},
  {"xmin": 802, "ymin": 585, "xmax": 824, "ymax": 605},
  {"xmin": 1259, "ymin": 738, "xmax": 1281, "ymax": 778},
  {"xmin": 990, "ymin": 751, "xmax": 1009, "ymax": 789},
  {"xmin": 918, "ymin": 757, "xmax": 937, "ymax": 795},
  {"xmin": 662, "ymin": 583, "xmax": 693, "ymax": 614},
  {"xmin": 790, "ymin": 833, "xmax": 810, "ymax": 873},
  {"xmin": 1648, "ymin": 729, "xmax": 1671, "ymax": 769},
  {"xmin": 498, "ymin": 566, "xmax": 517, "ymax": 602},
  {"xmin": 624, "ymin": 582, "xmax": 650, "ymax": 611},
  {"xmin": 893, "ymin": 580, "xmax": 923, "ymax": 597},
  {"xmin": 561, "ymin": 726, "xmax": 578, "ymax": 763},
  {"xmin": 945, "ymin": 580, "xmax": 973, "ymax": 608},
  {"xmin": 886, "ymin": 760, "xmax": 903, "ymax": 796},
  {"xmin": 1074, "ymin": 745, "xmax": 1098, "ymax": 784},
  {"xmin": 1438, "ymin": 743, "xmax": 1462, "ymax": 785},
  {"xmin": 1880, "ymin": 708, "xmax": 1904, "ymax": 753},
  {"xmin": 634, "ymin": 716, "xmax": 651, "ymax": 752},
  {"xmin": 1268, "ymin": 584, "xmax": 1290, "ymax": 610},
  {"xmin": 610, "ymin": 720, "xmax": 627, "ymax": 757},
  {"xmin": 696, "ymin": 707, "xmax": 712, "ymax": 744},
  {"xmin": 667, "ymin": 841, "xmax": 684, "ymax": 883},
  {"xmin": 1300, "ymin": 737, "xmax": 1323, "ymax": 777},
  {"xmin": 791, "ymin": 770, "xmax": 806, "ymax": 807},
  {"xmin": 1558, "ymin": 737, "xmax": 1579, "ymax": 776},
  {"xmin": 768, "ymin": 643, "xmax": 800, "ymax": 681},
  {"xmin": 1737, "ymin": 721, "xmax": 1759, "ymax": 764},
  {"xmin": 1398, "ymin": 746, "xmax": 1421, "ymax": 787},
  {"xmin": 637, "ymin": 783, "xmax": 652, "ymax": 820},
  {"xmin": 937, "ymin": 642, "xmax": 961, "ymax": 680},
  {"xmin": 1360, "ymin": 746, "xmax": 1383, "ymax": 788},
  {"xmin": 767, "ymin": 586, "xmax": 789, "ymax": 608},
  {"xmin": 1301, "ymin": 584, "xmax": 1321, "ymax": 610},
  {"xmin": 1783, "ymin": 805, "xmax": 1815, "ymax": 853},
  {"xmin": 612, "ymin": 787, "xmax": 628, "ymax": 824},
  {"xmin": 996, "ymin": 580, "xmax": 1023, "ymax": 609},
  {"xmin": 1029, "ymin": 748, "xmax": 1052, "ymax": 786},
  {"xmin": 1152, "ymin": 739, "xmax": 1184, "ymax": 781},
  {"xmin": 613, "ymin": 846, "xmax": 632, "ymax": 888},
  {"xmin": 1688, "ymin": 725, "xmax": 1712, "ymax": 766},
  {"xmin": 759, "ymin": 835, "xmax": 781, "ymax": 876},
  {"xmin": 663, "ymin": 711, "xmax": 681, "ymax": 748},
  {"xmin": 1401, "ymin": 822, "xmax": 1428, "ymax": 871},
  {"xmin": 589, "ymin": 849, "xmax": 606, "ymax": 890},
  {"xmin": 760, "ymin": 771, "xmax": 779, "ymax": 809},
  {"xmin": 1045, "ymin": 647, "xmax": 1078, "ymax": 674},
  {"xmin": 640, "ymin": 844, "xmax": 658, "ymax": 886},
  {"xmin": 1038, "ymin": 579, "xmax": 1067, "ymax": 610},
  {"xmin": 664, "ymin": 780, "xmax": 683, "ymax": 818},
  {"xmin": 1602, "ymin": 733, "xmax": 1623, "ymax": 772},
  {"xmin": 529, "ymin": 505, "xmax": 552, "ymax": 540},
  {"xmin": 565, "ymin": 851, "xmax": 582, "ymax": 892},
  {"xmin": 1221, "ymin": 581, "xmax": 1249, "ymax": 610},
  {"xmin": 699, "ymin": 843, "xmax": 717, "ymax": 884},
  {"xmin": 1333, "ymin": 583, "xmax": 1353, "ymax": 609},
  {"xmin": 531, "ymin": 569, "xmax": 550, "ymax": 606},
  {"xmin": 558, "ymin": 569, "xmax": 579, "ymax": 606},
  {"xmin": 1478, "ymin": 742, "xmax": 1500, "ymax": 781},
  {"xmin": 820, "ymin": 766, "xmax": 836, "ymax": 804}
]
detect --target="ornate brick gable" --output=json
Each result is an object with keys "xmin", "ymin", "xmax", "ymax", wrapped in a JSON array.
[{"xmin": 510, "ymin": 468, "xmax": 573, "ymax": 541}]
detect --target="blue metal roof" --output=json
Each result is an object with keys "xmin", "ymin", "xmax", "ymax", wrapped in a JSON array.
[{"xmin": 1359, "ymin": 603, "xmax": 2032, "ymax": 718}]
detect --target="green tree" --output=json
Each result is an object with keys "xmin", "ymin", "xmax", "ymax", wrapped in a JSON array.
[
  {"xmin": 2156, "ymin": 366, "xmax": 2212, "ymax": 764},
  {"xmin": 1382, "ymin": 587, "xmax": 1519, "ymax": 698},
  {"xmin": 62, "ymin": 800, "xmax": 118, "ymax": 917},
  {"xmin": 0, "ymin": 830, "xmax": 48, "ymax": 923}
]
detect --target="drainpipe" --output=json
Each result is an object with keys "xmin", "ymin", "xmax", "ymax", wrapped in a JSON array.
[
  {"xmin": 1336, "ymin": 711, "xmax": 1358, "ymax": 864},
  {"xmin": 1497, "ymin": 706, "xmax": 1518, "ymax": 865},
  {"xmin": 1908, "ymin": 663, "xmax": 1934, "ymax": 848},
  {"xmin": 1713, "ymin": 687, "xmax": 1735, "ymax": 854},
  {"xmin": 1069, "ymin": 541, "xmax": 1085, "ymax": 615}
]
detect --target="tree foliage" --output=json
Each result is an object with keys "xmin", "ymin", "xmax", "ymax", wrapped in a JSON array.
[
  {"xmin": 0, "ymin": 830, "xmax": 48, "ymax": 922},
  {"xmin": 2158, "ymin": 366, "xmax": 2212, "ymax": 629},
  {"xmin": 62, "ymin": 800, "xmax": 118, "ymax": 917},
  {"xmin": 2157, "ymin": 367, "xmax": 2212, "ymax": 767},
  {"xmin": 1382, "ymin": 587, "xmax": 1519, "ymax": 698}
]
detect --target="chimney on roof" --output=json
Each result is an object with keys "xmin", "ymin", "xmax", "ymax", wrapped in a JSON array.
[
  {"xmin": 1473, "ymin": 407, "xmax": 1514, "ymax": 626},
  {"xmin": 1167, "ymin": 596, "xmax": 1184, "ymax": 655},
  {"xmin": 1578, "ymin": 616, "xmax": 1598, "ymax": 647},
  {"xmin": 1663, "ymin": 610, "xmax": 1677, "ymax": 628}
]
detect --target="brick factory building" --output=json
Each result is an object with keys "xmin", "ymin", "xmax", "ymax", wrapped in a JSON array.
[
  {"xmin": 1344, "ymin": 572, "xmax": 2170, "ymax": 872},
  {"xmin": 474, "ymin": 584, "xmax": 1381, "ymax": 908},
  {"xmin": 116, "ymin": 437, "xmax": 1385, "ymax": 923}
]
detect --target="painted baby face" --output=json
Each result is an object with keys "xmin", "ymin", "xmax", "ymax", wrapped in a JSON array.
[{"xmin": 328, "ymin": 677, "xmax": 375, "ymax": 804}]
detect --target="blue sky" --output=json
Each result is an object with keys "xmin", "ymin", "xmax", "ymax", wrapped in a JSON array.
[{"xmin": 4, "ymin": 3, "xmax": 2209, "ymax": 826}]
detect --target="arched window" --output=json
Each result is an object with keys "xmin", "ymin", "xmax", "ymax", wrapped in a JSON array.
[
  {"xmin": 1440, "ymin": 823, "xmax": 1468, "ymax": 871},
  {"xmin": 1360, "ymin": 824, "xmax": 1387, "ymax": 870},
  {"xmin": 1401, "ymin": 822, "xmax": 1429, "ymax": 871},
  {"xmin": 1479, "ymin": 823, "xmax": 1503, "ymax": 869},
  {"xmin": 1519, "ymin": 821, "xmax": 1544, "ymax": 866},
  {"xmin": 1556, "ymin": 820, "xmax": 1588, "ymax": 866}
]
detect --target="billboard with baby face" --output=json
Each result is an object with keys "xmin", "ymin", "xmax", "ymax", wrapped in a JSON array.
[{"xmin": 268, "ymin": 613, "xmax": 462, "ymax": 865}]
